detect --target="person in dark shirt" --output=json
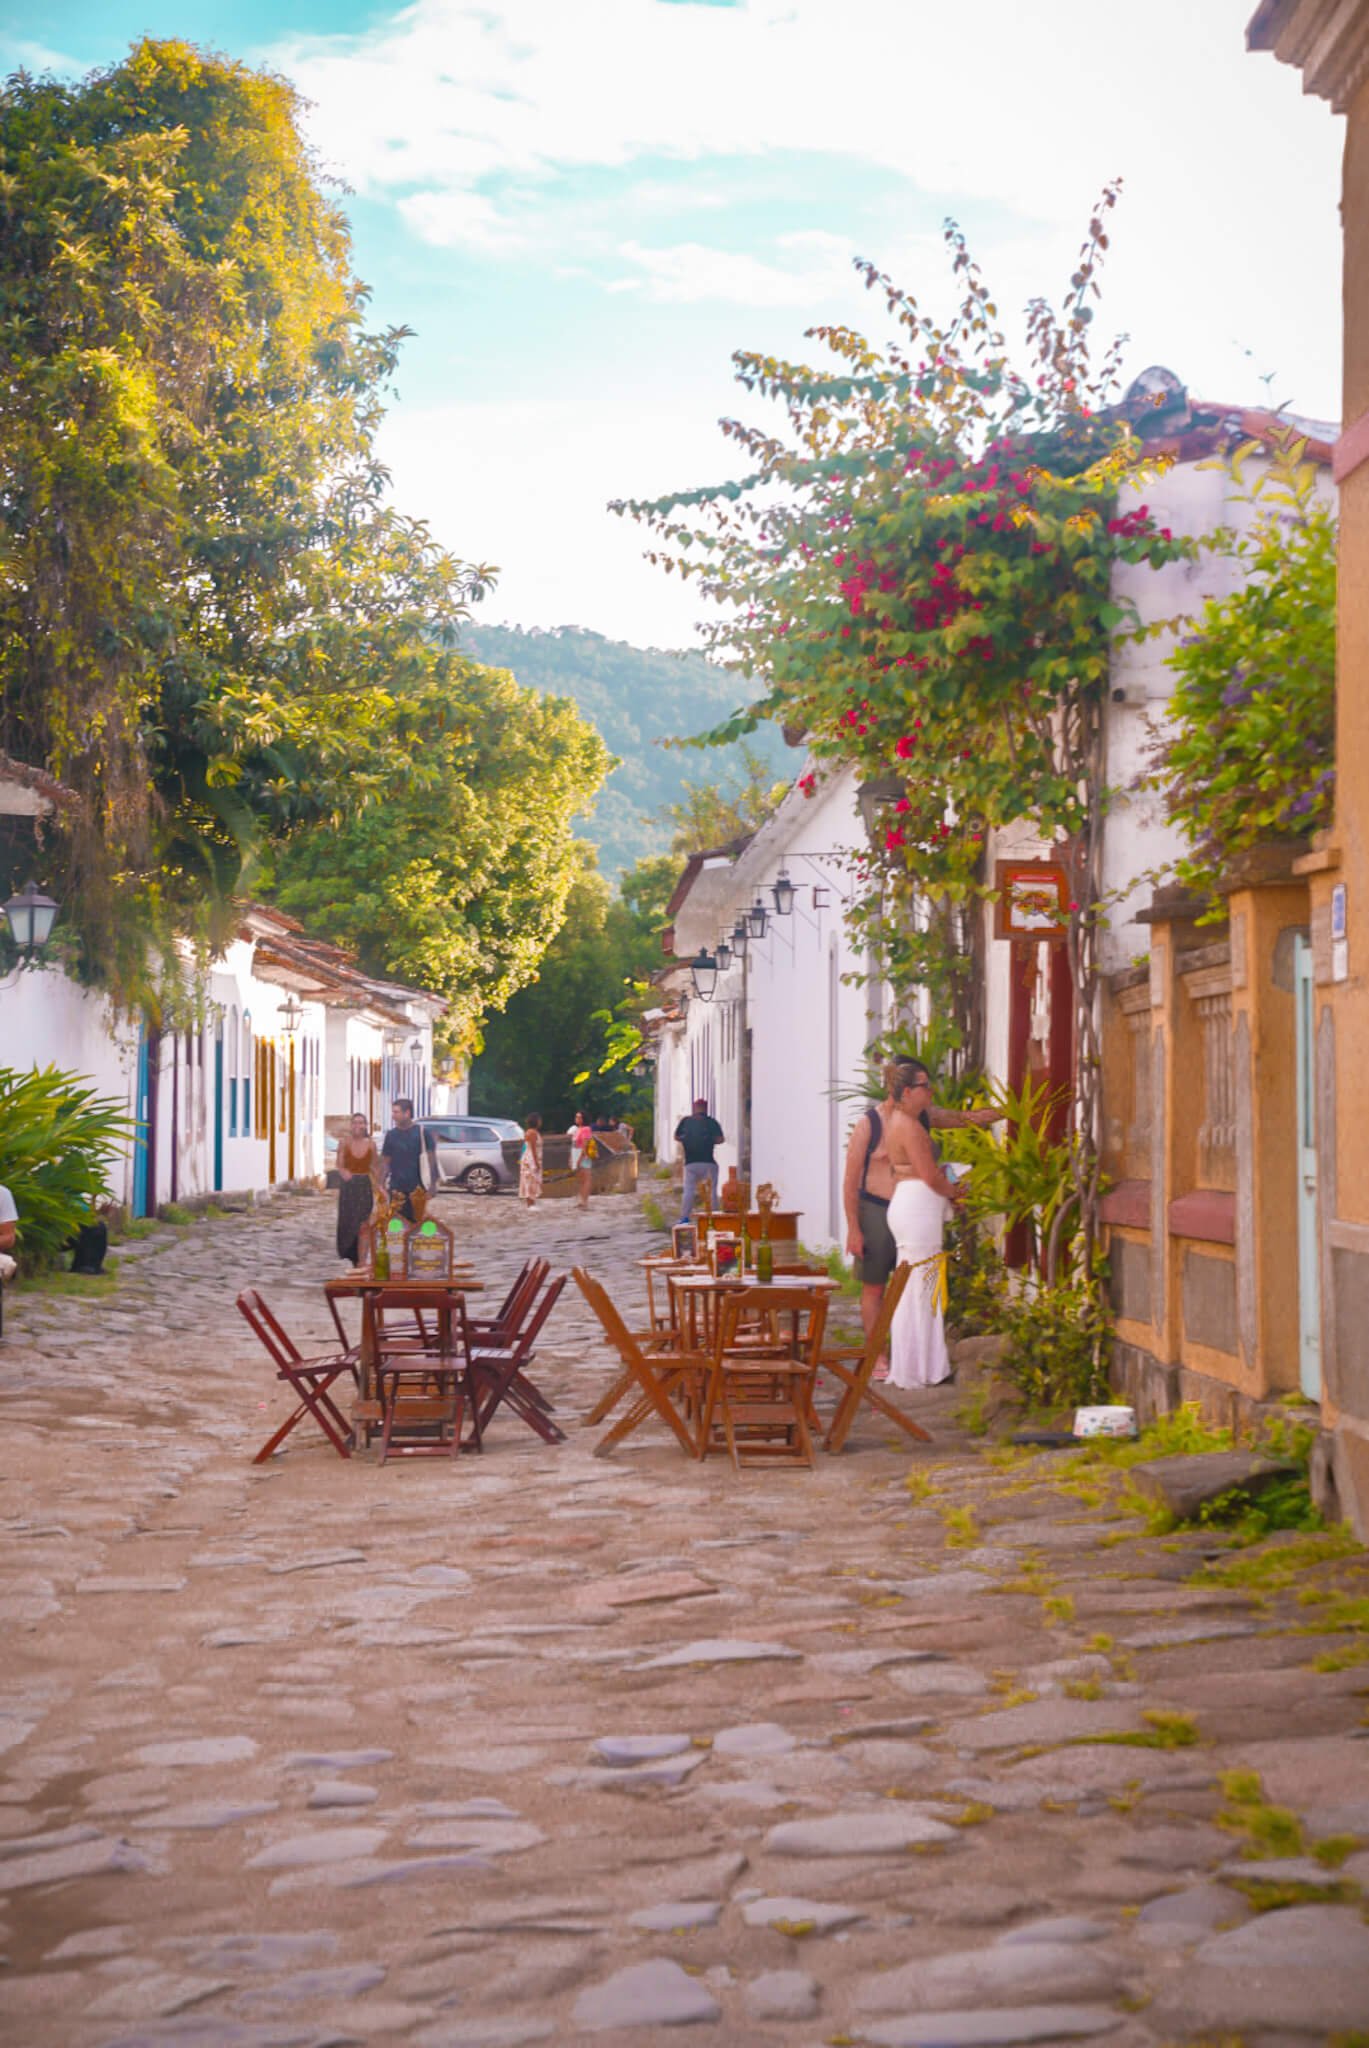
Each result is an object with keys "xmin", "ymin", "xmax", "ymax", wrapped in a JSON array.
[
  {"xmin": 381, "ymin": 1097, "xmax": 438, "ymax": 1221},
  {"xmin": 674, "ymin": 1097, "xmax": 724, "ymax": 1224}
]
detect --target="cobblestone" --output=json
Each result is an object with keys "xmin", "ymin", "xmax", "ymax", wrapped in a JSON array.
[{"xmin": 0, "ymin": 1186, "xmax": 1367, "ymax": 2044}]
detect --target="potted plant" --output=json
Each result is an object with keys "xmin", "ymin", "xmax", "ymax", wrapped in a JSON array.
[{"xmin": 70, "ymin": 1194, "xmax": 117, "ymax": 1275}]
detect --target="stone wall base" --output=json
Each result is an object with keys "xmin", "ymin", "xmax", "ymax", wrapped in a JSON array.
[
  {"xmin": 1311, "ymin": 1424, "xmax": 1369, "ymax": 1541},
  {"xmin": 1109, "ymin": 1340, "xmax": 1296, "ymax": 1444}
]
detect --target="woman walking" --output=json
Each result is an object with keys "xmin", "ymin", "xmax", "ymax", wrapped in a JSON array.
[
  {"xmin": 885, "ymin": 1067, "xmax": 961, "ymax": 1390},
  {"xmin": 568, "ymin": 1110, "xmax": 596, "ymax": 1210},
  {"xmin": 519, "ymin": 1113, "xmax": 544, "ymax": 1209},
  {"xmin": 335, "ymin": 1112, "xmax": 379, "ymax": 1266}
]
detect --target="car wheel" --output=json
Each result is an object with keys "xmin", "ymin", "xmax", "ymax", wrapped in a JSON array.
[{"xmin": 462, "ymin": 1163, "xmax": 499, "ymax": 1196}]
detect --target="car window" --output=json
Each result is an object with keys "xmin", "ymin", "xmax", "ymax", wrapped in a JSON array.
[
  {"xmin": 423, "ymin": 1122, "xmax": 462, "ymax": 1143},
  {"xmin": 449, "ymin": 1121, "xmax": 491, "ymax": 1144}
]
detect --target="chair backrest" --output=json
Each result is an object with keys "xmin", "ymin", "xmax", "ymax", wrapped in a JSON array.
[
  {"xmin": 573, "ymin": 1266, "xmax": 643, "ymax": 1369},
  {"xmin": 236, "ymin": 1289, "xmax": 302, "ymax": 1372},
  {"xmin": 865, "ymin": 1261, "xmax": 913, "ymax": 1366},
  {"xmin": 716, "ymin": 1282, "xmax": 829, "ymax": 1360},
  {"xmin": 499, "ymin": 1257, "xmax": 549, "ymax": 1334},
  {"xmin": 371, "ymin": 1286, "xmax": 470, "ymax": 1358},
  {"xmin": 511, "ymin": 1271, "xmax": 566, "ymax": 1357}
]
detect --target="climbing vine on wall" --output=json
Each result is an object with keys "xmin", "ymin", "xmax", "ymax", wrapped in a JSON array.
[
  {"xmin": 1150, "ymin": 437, "xmax": 1335, "ymax": 908},
  {"xmin": 616, "ymin": 185, "xmax": 1189, "ymax": 1272}
]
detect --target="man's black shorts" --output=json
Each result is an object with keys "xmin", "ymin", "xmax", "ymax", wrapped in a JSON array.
[{"xmin": 857, "ymin": 1194, "xmax": 896, "ymax": 1286}]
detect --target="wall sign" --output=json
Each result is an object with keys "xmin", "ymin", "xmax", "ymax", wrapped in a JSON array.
[
  {"xmin": 994, "ymin": 860, "xmax": 1071, "ymax": 942},
  {"xmin": 1332, "ymin": 881, "xmax": 1348, "ymax": 983}
]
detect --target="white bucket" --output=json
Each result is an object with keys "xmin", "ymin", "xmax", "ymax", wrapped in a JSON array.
[{"xmin": 1073, "ymin": 1404, "xmax": 1138, "ymax": 1439}]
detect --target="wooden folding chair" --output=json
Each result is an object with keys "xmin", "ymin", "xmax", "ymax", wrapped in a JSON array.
[
  {"xmin": 371, "ymin": 1286, "xmax": 479, "ymax": 1463},
  {"xmin": 237, "ymin": 1290, "xmax": 356, "ymax": 1464},
  {"xmin": 467, "ymin": 1259, "xmax": 547, "ymax": 1347},
  {"xmin": 819, "ymin": 1261, "xmax": 933, "ymax": 1453},
  {"xmin": 701, "ymin": 1282, "xmax": 827, "ymax": 1471},
  {"xmin": 580, "ymin": 1268, "xmax": 692, "ymax": 1428},
  {"xmin": 572, "ymin": 1268, "xmax": 710, "ymax": 1459},
  {"xmin": 470, "ymin": 1273, "xmax": 568, "ymax": 1442}
]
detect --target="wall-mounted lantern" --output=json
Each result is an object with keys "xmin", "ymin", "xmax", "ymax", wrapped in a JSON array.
[
  {"xmin": 715, "ymin": 934, "xmax": 733, "ymax": 974},
  {"xmin": 2, "ymin": 879, "xmax": 59, "ymax": 955},
  {"xmin": 771, "ymin": 867, "xmax": 795, "ymax": 917},
  {"xmin": 689, "ymin": 947, "xmax": 719, "ymax": 1002},
  {"xmin": 279, "ymin": 993, "xmax": 303, "ymax": 1034},
  {"xmin": 746, "ymin": 896, "xmax": 769, "ymax": 940}
]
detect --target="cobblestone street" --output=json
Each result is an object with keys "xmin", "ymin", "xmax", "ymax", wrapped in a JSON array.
[{"xmin": 1, "ymin": 1190, "xmax": 1368, "ymax": 2048}]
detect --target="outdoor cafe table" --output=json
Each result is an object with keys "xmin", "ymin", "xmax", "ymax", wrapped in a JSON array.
[
  {"xmin": 666, "ymin": 1270, "xmax": 835, "ymax": 1353},
  {"xmin": 325, "ymin": 1270, "xmax": 483, "ymax": 1426}
]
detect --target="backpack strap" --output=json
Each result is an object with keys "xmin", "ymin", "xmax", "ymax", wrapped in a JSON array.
[{"xmin": 861, "ymin": 1106, "xmax": 882, "ymax": 1195}]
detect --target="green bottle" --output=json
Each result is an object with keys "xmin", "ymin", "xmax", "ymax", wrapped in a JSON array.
[{"xmin": 755, "ymin": 1233, "xmax": 773, "ymax": 1284}]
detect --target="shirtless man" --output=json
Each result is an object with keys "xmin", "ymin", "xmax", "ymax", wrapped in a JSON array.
[{"xmin": 842, "ymin": 1059, "xmax": 1000, "ymax": 1370}]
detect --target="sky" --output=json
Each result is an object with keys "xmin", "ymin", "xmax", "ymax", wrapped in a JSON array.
[{"xmin": 5, "ymin": 0, "xmax": 1347, "ymax": 650}]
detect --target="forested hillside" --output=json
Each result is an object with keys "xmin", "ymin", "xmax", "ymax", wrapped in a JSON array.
[{"xmin": 460, "ymin": 622, "xmax": 791, "ymax": 875}]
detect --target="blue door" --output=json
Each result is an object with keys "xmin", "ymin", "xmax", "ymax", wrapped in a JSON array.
[
  {"xmin": 133, "ymin": 1029, "xmax": 150, "ymax": 1218},
  {"xmin": 1294, "ymin": 936, "xmax": 1322, "ymax": 1401},
  {"xmin": 213, "ymin": 1019, "xmax": 224, "ymax": 1193}
]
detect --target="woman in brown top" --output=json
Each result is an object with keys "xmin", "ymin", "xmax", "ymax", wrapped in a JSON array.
[{"xmin": 336, "ymin": 1112, "xmax": 380, "ymax": 1266}]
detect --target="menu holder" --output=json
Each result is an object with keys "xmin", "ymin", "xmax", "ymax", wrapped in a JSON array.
[{"xmin": 404, "ymin": 1215, "xmax": 455, "ymax": 1278}]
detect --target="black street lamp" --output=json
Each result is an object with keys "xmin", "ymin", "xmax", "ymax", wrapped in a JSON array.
[
  {"xmin": 279, "ymin": 993, "xmax": 303, "ymax": 1034},
  {"xmin": 771, "ymin": 866, "xmax": 795, "ymax": 917},
  {"xmin": 2, "ymin": 879, "xmax": 59, "ymax": 955},
  {"xmin": 746, "ymin": 896, "xmax": 769, "ymax": 940},
  {"xmin": 689, "ymin": 947, "xmax": 719, "ymax": 1002},
  {"xmin": 730, "ymin": 917, "xmax": 748, "ymax": 960},
  {"xmin": 715, "ymin": 933, "xmax": 733, "ymax": 973}
]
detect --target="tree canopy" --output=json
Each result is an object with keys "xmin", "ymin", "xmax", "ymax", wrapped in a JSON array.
[
  {"xmin": 268, "ymin": 662, "xmax": 609, "ymax": 1058},
  {"xmin": 459, "ymin": 622, "xmax": 790, "ymax": 876},
  {"xmin": 0, "ymin": 40, "xmax": 497, "ymax": 1004},
  {"xmin": 470, "ymin": 850, "xmax": 676, "ymax": 1131},
  {"xmin": 1150, "ymin": 453, "xmax": 1335, "ymax": 906}
]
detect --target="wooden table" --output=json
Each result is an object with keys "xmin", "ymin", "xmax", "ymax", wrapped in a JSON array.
[
  {"xmin": 667, "ymin": 1271, "xmax": 834, "ymax": 1352},
  {"xmin": 325, "ymin": 1271, "xmax": 483, "ymax": 1425}
]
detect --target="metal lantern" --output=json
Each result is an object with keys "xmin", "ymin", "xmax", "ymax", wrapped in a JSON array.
[
  {"xmin": 2, "ymin": 879, "xmax": 59, "ymax": 953},
  {"xmin": 730, "ymin": 917, "xmax": 748, "ymax": 960},
  {"xmin": 771, "ymin": 867, "xmax": 795, "ymax": 917},
  {"xmin": 279, "ymin": 993, "xmax": 304, "ymax": 1034},
  {"xmin": 409, "ymin": 1036, "xmax": 423, "ymax": 1061},
  {"xmin": 746, "ymin": 896, "xmax": 769, "ymax": 940},
  {"xmin": 688, "ymin": 947, "xmax": 719, "ymax": 1002},
  {"xmin": 715, "ymin": 934, "xmax": 733, "ymax": 974}
]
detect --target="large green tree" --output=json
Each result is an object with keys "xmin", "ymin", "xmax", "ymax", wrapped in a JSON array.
[
  {"xmin": 269, "ymin": 663, "xmax": 609, "ymax": 1058},
  {"xmin": 0, "ymin": 40, "xmax": 492, "ymax": 1001},
  {"xmin": 472, "ymin": 851, "xmax": 675, "ymax": 1130}
]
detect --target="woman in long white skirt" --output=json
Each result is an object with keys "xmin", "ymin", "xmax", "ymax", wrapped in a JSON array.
[{"xmin": 885, "ymin": 1069, "xmax": 961, "ymax": 1391}]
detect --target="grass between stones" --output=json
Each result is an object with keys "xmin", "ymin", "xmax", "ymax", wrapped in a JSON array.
[
  {"xmin": 1073, "ymin": 1708, "xmax": 1200, "ymax": 1751},
  {"xmin": 938, "ymin": 1504, "xmax": 980, "ymax": 1548}
]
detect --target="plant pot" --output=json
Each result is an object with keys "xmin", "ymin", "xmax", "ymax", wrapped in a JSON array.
[{"xmin": 70, "ymin": 1221, "xmax": 109, "ymax": 1275}]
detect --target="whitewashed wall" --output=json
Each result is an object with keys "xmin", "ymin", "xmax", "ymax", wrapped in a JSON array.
[
  {"xmin": 668, "ymin": 768, "xmax": 883, "ymax": 1251},
  {"xmin": 0, "ymin": 967, "xmax": 141, "ymax": 1207}
]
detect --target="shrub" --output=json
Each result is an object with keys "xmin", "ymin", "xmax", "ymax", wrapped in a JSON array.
[
  {"xmin": 997, "ymin": 1275, "xmax": 1111, "ymax": 1410},
  {"xmin": 945, "ymin": 1211, "xmax": 1007, "ymax": 1335},
  {"xmin": 0, "ymin": 1066, "xmax": 135, "ymax": 1272}
]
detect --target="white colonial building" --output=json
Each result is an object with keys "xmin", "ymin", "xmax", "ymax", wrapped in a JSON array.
[{"xmin": 646, "ymin": 385, "xmax": 1339, "ymax": 1256}]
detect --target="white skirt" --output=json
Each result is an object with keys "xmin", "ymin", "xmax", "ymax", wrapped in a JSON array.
[{"xmin": 887, "ymin": 1178, "xmax": 951, "ymax": 1390}]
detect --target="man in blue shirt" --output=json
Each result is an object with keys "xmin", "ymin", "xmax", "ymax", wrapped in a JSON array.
[
  {"xmin": 381, "ymin": 1098, "xmax": 438, "ymax": 1221},
  {"xmin": 674, "ymin": 1098, "xmax": 724, "ymax": 1225}
]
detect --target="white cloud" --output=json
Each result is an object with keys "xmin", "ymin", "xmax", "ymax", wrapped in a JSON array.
[
  {"xmin": 271, "ymin": 0, "xmax": 1343, "ymax": 407},
  {"xmin": 397, "ymin": 187, "xmax": 524, "ymax": 250},
  {"xmin": 612, "ymin": 229, "xmax": 854, "ymax": 305},
  {"xmin": 376, "ymin": 387, "xmax": 748, "ymax": 648},
  {"xmin": 262, "ymin": 0, "xmax": 1347, "ymax": 641}
]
